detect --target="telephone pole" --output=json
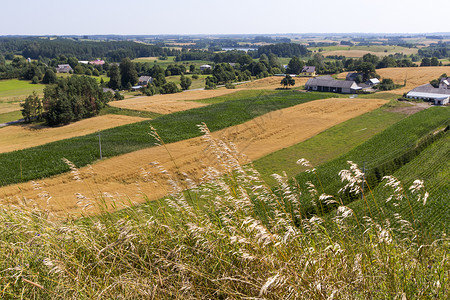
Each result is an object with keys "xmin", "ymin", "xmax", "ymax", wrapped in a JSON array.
[{"xmin": 98, "ymin": 131, "xmax": 102, "ymax": 160}]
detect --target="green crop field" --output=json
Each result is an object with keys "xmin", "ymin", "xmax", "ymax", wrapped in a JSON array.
[
  {"xmin": 348, "ymin": 131, "xmax": 449, "ymax": 236},
  {"xmin": 0, "ymin": 90, "xmax": 334, "ymax": 186},
  {"xmin": 253, "ymin": 108, "xmax": 408, "ymax": 185},
  {"xmin": 292, "ymin": 107, "xmax": 449, "ymax": 216}
]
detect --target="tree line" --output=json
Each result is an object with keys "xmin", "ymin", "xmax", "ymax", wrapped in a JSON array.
[{"xmin": 0, "ymin": 38, "xmax": 180, "ymax": 61}]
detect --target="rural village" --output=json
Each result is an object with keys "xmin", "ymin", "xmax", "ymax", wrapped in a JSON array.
[{"xmin": 0, "ymin": 9, "xmax": 448, "ymax": 298}]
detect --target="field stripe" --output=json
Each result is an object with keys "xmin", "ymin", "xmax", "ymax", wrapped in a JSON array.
[{"xmin": 0, "ymin": 98, "xmax": 387, "ymax": 217}]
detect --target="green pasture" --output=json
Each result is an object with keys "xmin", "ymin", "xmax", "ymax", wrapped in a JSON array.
[
  {"xmin": 0, "ymin": 110, "xmax": 23, "ymax": 124},
  {"xmin": 165, "ymin": 74, "xmax": 209, "ymax": 90},
  {"xmin": 0, "ymin": 79, "xmax": 45, "ymax": 100}
]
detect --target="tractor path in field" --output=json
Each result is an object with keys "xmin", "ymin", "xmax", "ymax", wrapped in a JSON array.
[{"xmin": 0, "ymin": 98, "xmax": 387, "ymax": 217}]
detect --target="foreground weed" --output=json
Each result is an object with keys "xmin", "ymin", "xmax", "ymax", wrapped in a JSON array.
[{"xmin": 0, "ymin": 125, "xmax": 448, "ymax": 299}]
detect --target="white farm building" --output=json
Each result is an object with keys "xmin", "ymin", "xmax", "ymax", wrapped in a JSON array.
[{"xmin": 406, "ymin": 84, "xmax": 450, "ymax": 105}]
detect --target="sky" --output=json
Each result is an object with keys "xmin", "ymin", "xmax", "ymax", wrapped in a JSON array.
[{"xmin": 1, "ymin": 0, "xmax": 448, "ymax": 35}]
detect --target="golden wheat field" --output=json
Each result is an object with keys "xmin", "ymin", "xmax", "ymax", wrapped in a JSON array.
[
  {"xmin": 338, "ymin": 66, "xmax": 450, "ymax": 95},
  {"xmin": 376, "ymin": 66, "xmax": 450, "ymax": 94},
  {"xmin": 0, "ymin": 115, "xmax": 149, "ymax": 153},
  {"xmin": 0, "ymin": 98, "xmax": 387, "ymax": 216}
]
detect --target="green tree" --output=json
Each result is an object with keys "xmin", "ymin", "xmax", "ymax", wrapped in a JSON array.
[
  {"xmin": 160, "ymin": 82, "xmax": 179, "ymax": 94},
  {"xmin": 421, "ymin": 57, "xmax": 431, "ymax": 66},
  {"xmin": 259, "ymin": 54, "xmax": 269, "ymax": 67},
  {"xmin": 189, "ymin": 64, "xmax": 196, "ymax": 73},
  {"xmin": 107, "ymin": 64, "xmax": 121, "ymax": 90},
  {"xmin": 120, "ymin": 58, "xmax": 138, "ymax": 89},
  {"xmin": 268, "ymin": 53, "xmax": 281, "ymax": 68},
  {"xmin": 237, "ymin": 54, "xmax": 253, "ymax": 66},
  {"xmin": 356, "ymin": 62, "xmax": 377, "ymax": 81},
  {"xmin": 280, "ymin": 74, "xmax": 295, "ymax": 89},
  {"xmin": 430, "ymin": 57, "xmax": 439, "ymax": 66},
  {"xmin": 180, "ymin": 74, "xmax": 192, "ymax": 90},
  {"xmin": 42, "ymin": 69, "xmax": 57, "ymax": 84},
  {"xmin": 205, "ymin": 76, "xmax": 216, "ymax": 90},
  {"xmin": 31, "ymin": 76, "xmax": 39, "ymax": 84},
  {"xmin": 286, "ymin": 56, "xmax": 304, "ymax": 74},
  {"xmin": 43, "ymin": 76, "xmax": 109, "ymax": 126},
  {"xmin": 20, "ymin": 91, "xmax": 43, "ymax": 122}
]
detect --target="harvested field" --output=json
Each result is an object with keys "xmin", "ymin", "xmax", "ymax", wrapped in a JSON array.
[
  {"xmin": 109, "ymin": 90, "xmax": 234, "ymax": 114},
  {"xmin": 0, "ymin": 98, "xmax": 387, "ymax": 216},
  {"xmin": 0, "ymin": 115, "xmax": 148, "ymax": 153},
  {"xmin": 323, "ymin": 49, "xmax": 417, "ymax": 58},
  {"xmin": 338, "ymin": 66, "xmax": 450, "ymax": 95}
]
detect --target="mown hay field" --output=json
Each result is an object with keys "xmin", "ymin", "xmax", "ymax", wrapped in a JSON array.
[
  {"xmin": 0, "ymin": 115, "xmax": 149, "ymax": 153},
  {"xmin": 0, "ymin": 98, "xmax": 387, "ymax": 216}
]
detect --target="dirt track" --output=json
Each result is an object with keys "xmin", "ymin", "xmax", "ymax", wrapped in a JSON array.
[
  {"xmin": 0, "ymin": 98, "xmax": 387, "ymax": 217},
  {"xmin": 0, "ymin": 115, "xmax": 149, "ymax": 153}
]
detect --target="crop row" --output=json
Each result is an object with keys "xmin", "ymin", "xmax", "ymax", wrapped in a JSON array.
[{"xmin": 293, "ymin": 106, "xmax": 450, "ymax": 217}]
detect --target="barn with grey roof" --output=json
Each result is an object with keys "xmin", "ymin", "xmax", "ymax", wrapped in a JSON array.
[
  {"xmin": 406, "ymin": 83, "xmax": 450, "ymax": 105},
  {"xmin": 305, "ymin": 76, "xmax": 361, "ymax": 94}
]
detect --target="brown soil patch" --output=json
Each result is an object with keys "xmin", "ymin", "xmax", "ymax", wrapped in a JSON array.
[
  {"xmin": 0, "ymin": 98, "xmax": 387, "ymax": 217},
  {"xmin": 385, "ymin": 102, "xmax": 431, "ymax": 115},
  {"xmin": 0, "ymin": 115, "xmax": 148, "ymax": 153}
]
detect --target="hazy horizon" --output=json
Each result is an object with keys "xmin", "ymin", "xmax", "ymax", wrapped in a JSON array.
[{"xmin": 1, "ymin": 0, "xmax": 447, "ymax": 36}]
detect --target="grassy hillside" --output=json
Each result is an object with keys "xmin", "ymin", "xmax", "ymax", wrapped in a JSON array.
[
  {"xmin": 0, "ymin": 90, "xmax": 333, "ymax": 186},
  {"xmin": 0, "ymin": 131, "xmax": 447, "ymax": 298},
  {"xmin": 292, "ymin": 107, "xmax": 449, "ymax": 216}
]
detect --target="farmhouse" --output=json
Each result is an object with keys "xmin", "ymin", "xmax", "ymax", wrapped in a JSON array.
[
  {"xmin": 305, "ymin": 76, "xmax": 361, "ymax": 94},
  {"xmin": 200, "ymin": 64, "xmax": 212, "ymax": 71},
  {"xmin": 406, "ymin": 84, "xmax": 450, "ymax": 105},
  {"xmin": 300, "ymin": 66, "xmax": 316, "ymax": 77},
  {"xmin": 56, "ymin": 64, "xmax": 73, "ymax": 73},
  {"xmin": 138, "ymin": 76, "xmax": 152, "ymax": 86}
]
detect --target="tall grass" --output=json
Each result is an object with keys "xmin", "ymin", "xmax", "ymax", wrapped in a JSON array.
[{"xmin": 0, "ymin": 125, "xmax": 447, "ymax": 299}]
